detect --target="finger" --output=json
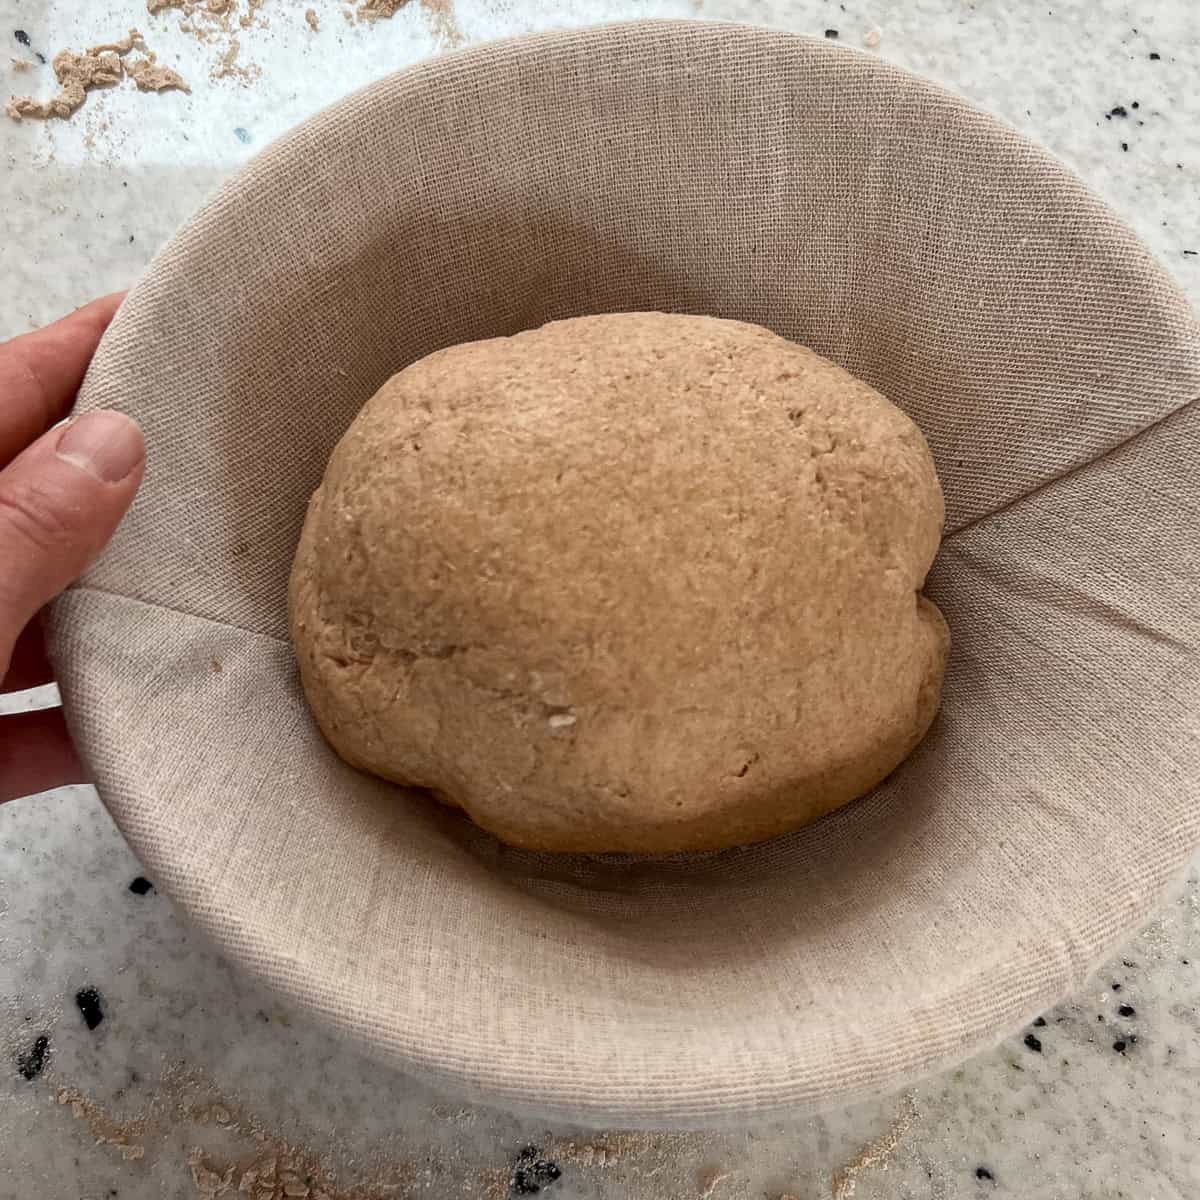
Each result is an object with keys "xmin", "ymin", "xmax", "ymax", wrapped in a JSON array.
[
  {"xmin": 0, "ymin": 410, "xmax": 144, "ymax": 681},
  {"xmin": 0, "ymin": 707, "xmax": 87, "ymax": 805},
  {"xmin": 0, "ymin": 292, "xmax": 125, "ymax": 469},
  {"xmin": 1, "ymin": 617, "xmax": 54, "ymax": 693}
]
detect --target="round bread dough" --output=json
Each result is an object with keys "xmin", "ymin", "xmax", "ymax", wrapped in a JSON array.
[{"xmin": 289, "ymin": 313, "xmax": 948, "ymax": 853}]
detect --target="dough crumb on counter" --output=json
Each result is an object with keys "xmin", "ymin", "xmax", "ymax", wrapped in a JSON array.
[{"xmin": 5, "ymin": 28, "xmax": 187, "ymax": 121}]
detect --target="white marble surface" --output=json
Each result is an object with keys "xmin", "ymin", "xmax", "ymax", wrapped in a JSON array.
[{"xmin": 1, "ymin": 1, "xmax": 1198, "ymax": 1198}]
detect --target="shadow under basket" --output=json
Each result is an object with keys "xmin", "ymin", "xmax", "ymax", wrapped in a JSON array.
[{"xmin": 49, "ymin": 21, "xmax": 1200, "ymax": 1127}]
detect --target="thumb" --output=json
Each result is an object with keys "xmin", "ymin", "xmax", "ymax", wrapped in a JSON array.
[{"xmin": 0, "ymin": 410, "xmax": 144, "ymax": 678}]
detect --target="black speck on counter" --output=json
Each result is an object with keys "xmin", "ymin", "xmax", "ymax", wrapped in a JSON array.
[
  {"xmin": 824, "ymin": 28, "xmax": 839, "ymax": 38},
  {"xmin": 1121, "ymin": 142, "xmax": 1129, "ymax": 152},
  {"xmin": 14, "ymin": 28, "xmax": 30, "ymax": 45},
  {"xmin": 1131, "ymin": 101, "xmax": 1140, "ymax": 109},
  {"xmin": 1118, "ymin": 1004, "xmax": 1136, "ymax": 1017},
  {"xmin": 1184, "ymin": 250, "xmax": 1198, "ymax": 256},
  {"xmin": 511, "ymin": 1146, "xmax": 561, "ymax": 1196},
  {"xmin": 976, "ymin": 1166, "xmax": 995, "ymax": 1181},
  {"xmin": 1107, "ymin": 105, "xmax": 1129, "ymax": 119},
  {"xmin": 75, "ymin": 987, "xmax": 105, "ymax": 1031},
  {"xmin": 1112, "ymin": 1039, "xmax": 1127, "ymax": 1053},
  {"xmin": 16, "ymin": 1034, "xmax": 50, "ymax": 1081},
  {"xmin": 1023, "ymin": 1032, "xmax": 1043, "ymax": 1053},
  {"xmin": 1033, "ymin": 1016, "xmax": 1047, "ymax": 1027},
  {"xmin": 1149, "ymin": 51, "xmax": 1160, "ymax": 60},
  {"xmin": 128, "ymin": 876, "xmax": 154, "ymax": 895},
  {"xmin": 1111, "ymin": 982, "xmax": 1122, "ymax": 991}
]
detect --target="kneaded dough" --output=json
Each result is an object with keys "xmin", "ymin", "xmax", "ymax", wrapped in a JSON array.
[{"xmin": 289, "ymin": 313, "xmax": 949, "ymax": 853}]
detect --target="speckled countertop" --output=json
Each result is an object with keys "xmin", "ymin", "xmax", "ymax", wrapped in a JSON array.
[{"xmin": 1, "ymin": 2, "xmax": 1198, "ymax": 1198}]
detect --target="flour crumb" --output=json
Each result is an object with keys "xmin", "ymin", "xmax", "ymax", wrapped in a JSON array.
[
  {"xmin": 148, "ymin": 0, "xmax": 231, "ymax": 11},
  {"xmin": 55, "ymin": 1085, "xmax": 148, "ymax": 1162},
  {"xmin": 863, "ymin": 27, "xmax": 882, "ymax": 48},
  {"xmin": 10, "ymin": 56, "xmax": 35, "ymax": 72},
  {"xmin": 189, "ymin": 1149, "xmax": 236, "ymax": 1198},
  {"xmin": 7, "ymin": 48, "xmax": 123, "ymax": 120},
  {"xmin": 240, "ymin": 0, "xmax": 268, "ymax": 31},
  {"xmin": 211, "ymin": 35, "xmax": 260, "ymax": 84},
  {"xmin": 357, "ymin": 0, "xmax": 410, "ymax": 19},
  {"xmin": 6, "ymin": 28, "xmax": 186, "ymax": 120},
  {"xmin": 698, "ymin": 1166, "xmax": 729, "ymax": 1196},
  {"xmin": 347, "ymin": 0, "xmax": 458, "ymax": 42},
  {"xmin": 127, "ymin": 54, "xmax": 190, "ymax": 93},
  {"xmin": 89, "ymin": 30, "xmax": 146, "ymax": 55},
  {"xmin": 305, "ymin": 8, "xmax": 320, "ymax": 32},
  {"xmin": 832, "ymin": 1092, "xmax": 918, "ymax": 1200},
  {"xmin": 420, "ymin": 0, "xmax": 463, "ymax": 46}
]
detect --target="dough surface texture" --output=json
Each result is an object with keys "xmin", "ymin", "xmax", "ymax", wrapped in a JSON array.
[{"xmin": 289, "ymin": 313, "xmax": 948, "ymax": 852}]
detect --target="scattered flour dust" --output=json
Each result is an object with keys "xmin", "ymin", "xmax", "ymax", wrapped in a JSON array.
[
  {"xmin": 48, "ymin": 1063, "xmax": 420, "ymax": 1199},
  {"xmin": 354, "ymin": 0, "xmax": 462, "ymax": 45},
  {"xmin": 143, "ymin": 0, "xmax": 269, "ymax": 84},
  {"xmin": 5, "ymin": 28, "xmax": 188, "ymax": 121},
  {"xmin": 831, "ymin": 1091, "xmax": 919, "ymax": 1199},
  {"xmin": 6, "ymin": 0, "xmax": 462, "ymax": 125},
  {"xmin": 39, "ymin": 1062, "xmax": 723, "ymax": 1200},
  {"xmin": 153, "ymin": 0, "xmax": 459, "ymax": 47},
  {"xmin": 55, "ymin": 1085, "xmax": 150, "ymax": 1163}
]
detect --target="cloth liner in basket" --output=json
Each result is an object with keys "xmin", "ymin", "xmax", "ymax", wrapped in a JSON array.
[{"xmin": 48, "ymin": 21, "xmax": 1200, "ymax": 1126}]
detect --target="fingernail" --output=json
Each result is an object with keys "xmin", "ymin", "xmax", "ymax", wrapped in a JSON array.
[{"xmin": 56, "ymin": 410, "xmax": 144, "ymax": 482}]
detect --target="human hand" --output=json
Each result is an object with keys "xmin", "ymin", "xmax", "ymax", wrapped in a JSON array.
[{"xmin": 0, "ymin": 294, "xmax": 144, "ymax": 803}]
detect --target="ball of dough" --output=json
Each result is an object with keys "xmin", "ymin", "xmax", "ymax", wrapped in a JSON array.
[{"xmin": 289, "ymin": 313, "xmax": 948, "ymax": 853}]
